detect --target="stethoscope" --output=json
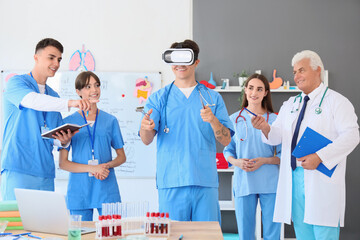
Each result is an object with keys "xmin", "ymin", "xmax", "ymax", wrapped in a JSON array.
[
  {"xmin": 235, "ymin": 108, "xmax": 269, "ymax": 141},
  {"xmin": 163, "ymin": 81, "xmax": 215, "ymax": 133},
  {"xmin": 291, "ymin": 87, "xmax": 328, "ymax": 114}
]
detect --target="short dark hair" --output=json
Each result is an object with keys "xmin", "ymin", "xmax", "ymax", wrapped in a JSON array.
[
  {"xmin": 75, "ymin": 71, "xmax": 101, "ymax": 91},
  {"xmin": 241, "ymin": 73, "xmax": 274, "ymax": 113},
  {"xmin": 35, "ymin": 38, "xmax": 63, "ymax": 54},
  {"xmin": 170, "ymin": 39, "xmax": 199, "ymax": 61}
]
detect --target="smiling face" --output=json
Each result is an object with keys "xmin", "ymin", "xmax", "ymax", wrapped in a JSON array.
[
  {"xmin": 76, "ymin": 76, "xmax": 101, "ymax": 101},
  {"xmin": 172, "ymin": 59, "xmax": 199, "ymax": 83},
  {"xmin": 244, "ymin": 78, "xmax": 268, "ymax": 106},
  {"xmin": 34, "ymin": 46, "xmax": 62, "ymax": 78},
  {"xmin": 293, "ymin": 58, "xmax": 321, "ymax": 94}
]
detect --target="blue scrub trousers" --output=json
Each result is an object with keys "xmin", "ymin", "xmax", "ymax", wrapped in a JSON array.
[
  {"xmin": 292, "ymin": 167, "xmax": 340, "ymax": 240},
  {"xmin": 235, "ymin": 193, "xmax": 280, "ymax": 240},
  {"xmin": 70, "ymin": 208, "xmax": 102, "ymax": 221},
  {"xmin": 1, "ymin": 170, "xmax": 54, "ymax": 200},
  {"xmin": 158, "ymin": 186, "xmax": 220, "ymax": 223}
]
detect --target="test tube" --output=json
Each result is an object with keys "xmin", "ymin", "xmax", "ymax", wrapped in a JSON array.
[
  {"xmin": 165, "ymin": 212, "xmax": 169, "ymax": 234},
  {"xmin": 150, "ymin": 212, "xmax": 155, "ymax": 234},
  {"xmin": 160, "ymin": 212, "xmax": 165, "ymax": 234}
]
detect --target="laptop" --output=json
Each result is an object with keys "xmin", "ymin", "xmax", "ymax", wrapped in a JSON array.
[{"xmin": 14, "ymin": 188, "xmax": 95, "ymax": 236}]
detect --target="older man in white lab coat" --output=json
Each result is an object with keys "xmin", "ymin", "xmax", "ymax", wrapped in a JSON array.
[{"xmin": 251, "ymin": 50, "xmax": 359, "ymax": 240}]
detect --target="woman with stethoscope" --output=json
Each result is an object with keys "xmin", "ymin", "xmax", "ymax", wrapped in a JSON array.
[{"xmin": 223, "ymin": 73, "xmax": 281, "ymax": 240}]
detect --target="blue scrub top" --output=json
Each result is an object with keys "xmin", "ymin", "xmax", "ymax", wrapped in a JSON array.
[
  {"xmin": 1, "ymin": 74, "xmax": 63, "ymax": 178},
  {"xmin": 63, "ymin": 110, "xmax": 124, "ymax": 210},
  {"xmin": 223, "ymin": 111, "xmax": 281, "ymax": 197},
  {"xmin": 144, "ymin": 82, "xmax": 234, "ymax": 189}
]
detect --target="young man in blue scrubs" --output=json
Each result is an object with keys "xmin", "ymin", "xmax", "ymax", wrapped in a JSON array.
[
  {"xmin": 140, "ymin": 39, "xmax": 234, "ymax": 222},
  {"xmin": 1, "ymin": 38, "xmax": 94, "ymax": 200},
  {"xmin": 252, "ymin": 50, "xmax": 359, "ymax": 240}
]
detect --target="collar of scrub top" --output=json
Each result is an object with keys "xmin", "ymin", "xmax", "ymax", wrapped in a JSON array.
[
  {"xmin": 30, "ymin": 72, "xmax": 48, "ymax": 128},
  {"xmin": 235, "ymin": 108, "xmax": 269, "ymax": 141},
  {"xmin": 163, "ymin": 81, "xmax": 215, "ymax": 133},
  {"xmin": 81, "ymin": 109, "xmax": 99, "ymax": 160},
  {"xmin": 292, "ymin": 85, "xmax": 328, "ymax": 115}
]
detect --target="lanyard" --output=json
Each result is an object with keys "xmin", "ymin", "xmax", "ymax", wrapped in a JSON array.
[
  {"xmin": 30, "ymin": 72, "xmax": 48, "ymax": 127},
  {"xmin": 81, "ymin": 109, "xmax": 99, "ymax": 160}
]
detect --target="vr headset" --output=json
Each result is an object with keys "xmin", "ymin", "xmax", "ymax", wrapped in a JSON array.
[{"xmin": 162, "ymin": 48, "xmax": 195, "ymax": 65}]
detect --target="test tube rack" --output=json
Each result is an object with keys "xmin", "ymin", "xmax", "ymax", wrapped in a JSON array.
[
  {"xmin": 144, "ymin": 212, "xmax": 171, "ymax": 237},
  {"xmin": 95, "ymin": 201, "xmax": 150, "ymax": 239},
  {"xmin": 96, "ymin": 215, "xmax": 123, "ymax": 239}
]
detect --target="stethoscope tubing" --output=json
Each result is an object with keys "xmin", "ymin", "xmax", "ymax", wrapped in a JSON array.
[
  {"xmin": 235, "ymin": 108, "xmax": 269, "ymax": 141},
  {"xmin": 292, "ymin": 87, "xmax": 328, "ymax": 114},
  {"xmin": 163, "ymin": 81, "xmax": 214, "ymax": 133}
]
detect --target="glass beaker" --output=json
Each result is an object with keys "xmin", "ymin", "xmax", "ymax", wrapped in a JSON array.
[{"xmin": 68, "ymin": 215, "xmax": 82, "ymax": 240}]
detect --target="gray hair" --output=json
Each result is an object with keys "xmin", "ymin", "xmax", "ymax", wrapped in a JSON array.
[{"xmin": 292, "ymin": 50, "xmax": 324, "ymax": 82}]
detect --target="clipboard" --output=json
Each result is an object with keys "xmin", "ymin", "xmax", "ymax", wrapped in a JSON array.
[
  {"xmin": 292, "ymin": 127, "xmax": 336, "ymax": 177},
  {"xmin": 41, "ymin": 123, "xmax": 91, "ymax": 139}
]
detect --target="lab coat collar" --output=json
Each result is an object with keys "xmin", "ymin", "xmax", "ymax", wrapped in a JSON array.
[{"xmin": 300, "ymin": 82, "xmax": 325, "ymax": 102}]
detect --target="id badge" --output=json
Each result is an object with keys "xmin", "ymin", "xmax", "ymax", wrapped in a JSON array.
[
  {"xmin": 41, "ymin": 126, "xmax": 50, "ymax": 139},
  {"xmin": 88, "ymin": 159, "xmax": 99, "ymax": 177}
]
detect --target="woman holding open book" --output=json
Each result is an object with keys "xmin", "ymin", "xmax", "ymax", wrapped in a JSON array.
[{"xmin": 59, "ymin": 71, "xmax": 126, "ymax": 221}]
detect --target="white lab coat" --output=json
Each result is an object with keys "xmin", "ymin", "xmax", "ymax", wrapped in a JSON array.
[{"xmin": 262, "ymin": 83, "xmax": 359, "ymax": 227}]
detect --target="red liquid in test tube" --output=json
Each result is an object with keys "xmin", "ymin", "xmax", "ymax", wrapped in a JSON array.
[
  {"xmin": 112, "ymin": 214, "xmax": 117, "ymax": 236},
  {"xmin": 160, "ymin": 212, "xmax": 165, "ymax": 234},
  {"xmin": 150, "ymin": 212, "xmax": 155, "ymax": 234},
  {"xmin": 165, "ymin": 212, "xmax": 169, "ymax": 234},
  {"xmin": 155, "ymin": 212, "xmax": 160, "ymax": 233}
]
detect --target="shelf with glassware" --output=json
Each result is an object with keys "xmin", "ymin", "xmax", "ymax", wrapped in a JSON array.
[
  {"xmin": 214, "ymin": 70, "xmax": 328, "ymax": 93},
  {"xmin": 214, "ymin": 86, "xmax": 301, "ymax": 93}
]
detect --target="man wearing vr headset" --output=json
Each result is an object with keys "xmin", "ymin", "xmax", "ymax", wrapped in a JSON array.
[{"xmin": 140, "ymin": 40, "xmax": 234, "ymax": 222}]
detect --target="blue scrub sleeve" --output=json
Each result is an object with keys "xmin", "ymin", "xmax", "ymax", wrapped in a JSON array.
[
  {"xmin": 274, "ymin": 144, "xmax": 281, "ymax": 159},
  {"xmin": 4, "ymin": 75, "xmax": 35, "ymax": 109},
  {"xmin": 223, "ymin": 137, "xmax": 237, "ymax": 160},
  {"xmin": 111, "ymin": 118, "xmax": 124, "ymax": 149},
  {"xmin": 57, "ymin": 145, "xmax": 71, "ymax": 152},
  {"xmin": 214, "ymin": 94, "xmax": 235, "ymax": 137}
]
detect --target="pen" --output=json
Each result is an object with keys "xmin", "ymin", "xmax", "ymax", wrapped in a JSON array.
[
  {"xmin": 12, "ymin": 232, "xmax": 32, "ymax": 236},
  {"xmin": 28, "ymin": 234, "xmax": 42, "ymax": 239},
  {"xmin": 244, "ymin": 107, "xmax": 257, "ymax": 117},
  {"xmin": 179, "ymin": 234, "xmax": 183, "ymax": 240},
  {"xmin": 0, "ymin": 233, "xmax": 12, "ymax": 236}
]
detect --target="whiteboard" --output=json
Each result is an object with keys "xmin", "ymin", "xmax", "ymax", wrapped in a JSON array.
[{"xmin": 1, "ymin": 71, "xmax": 161, "ymax": 179}]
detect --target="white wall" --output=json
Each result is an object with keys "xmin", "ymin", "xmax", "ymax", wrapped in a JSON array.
[{"xmin": 0, "ymin": 0, "xmax": 193, "ymax": 212}]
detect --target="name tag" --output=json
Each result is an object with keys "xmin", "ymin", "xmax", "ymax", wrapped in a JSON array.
[
  {"xmin": 41, "ymin": 126, "xmax": 50, "ymax": 139},
  {"xmin": 88, "ymin": 159, "xmax": 99, "ymax": 177}
]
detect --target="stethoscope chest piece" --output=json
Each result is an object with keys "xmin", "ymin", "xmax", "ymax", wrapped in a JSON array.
[
  {"xmin": 315, "ymin": 107, "xmax": 322, "ymax": 114},
  {"xmin": 164, "ymin": 127, "xmax": 170, "ymax": 133}
]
